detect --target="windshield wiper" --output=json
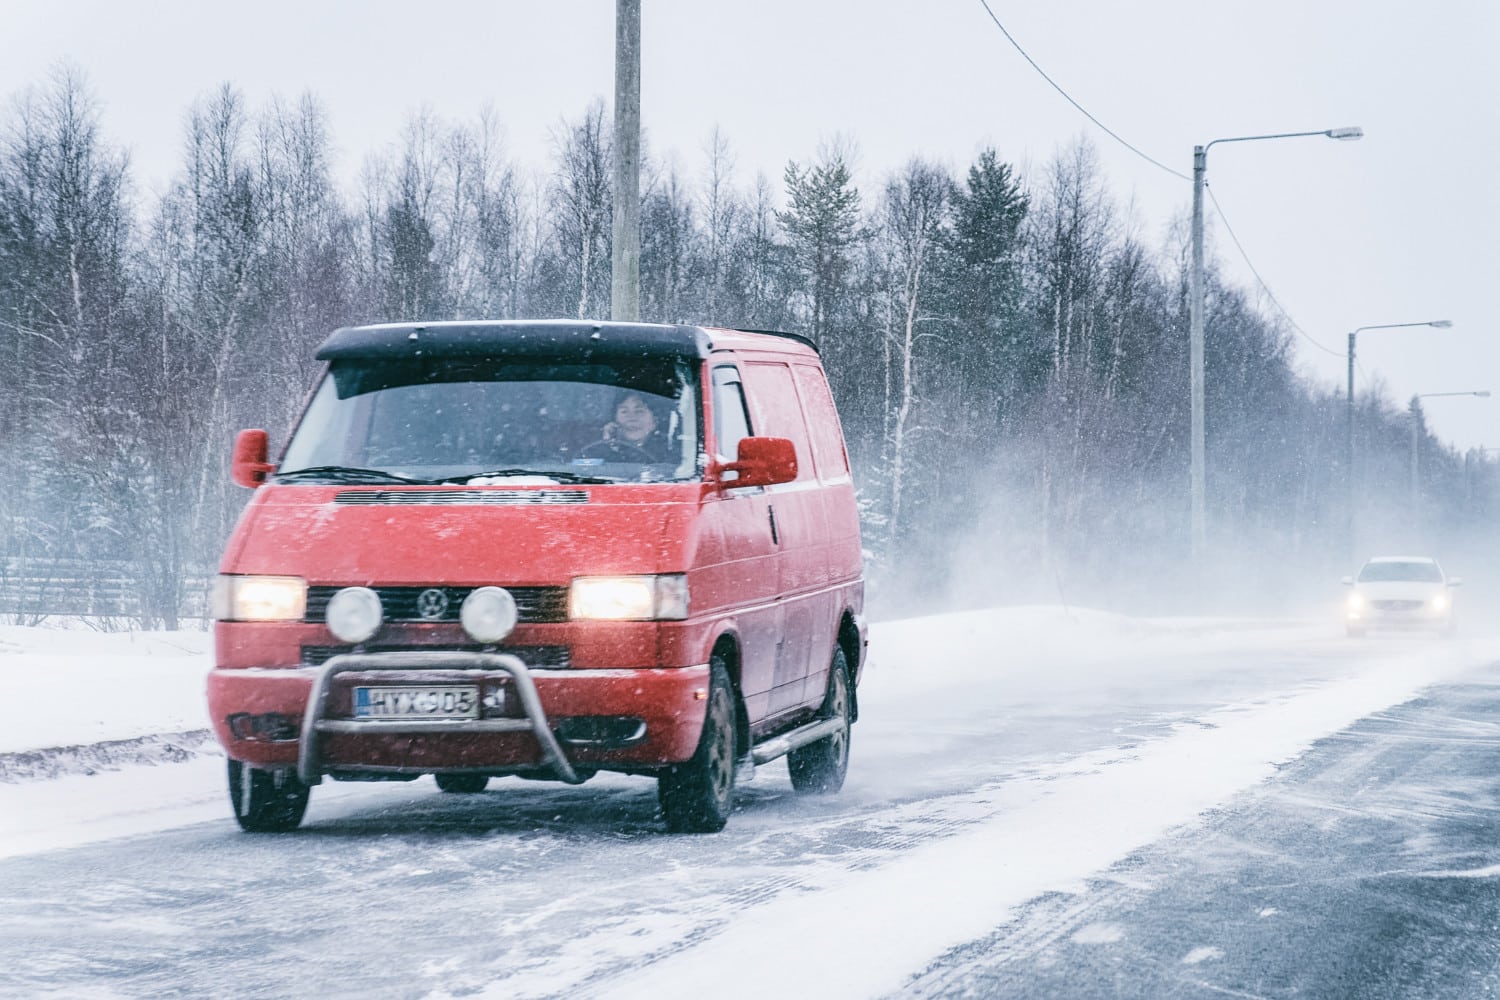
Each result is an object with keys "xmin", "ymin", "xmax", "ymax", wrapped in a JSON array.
[
  {"xmin": 435, "ymin": 467, "xmax": 616, "ymax": 485},
  {"xmin": 271, "ymin": 465, "xmax": 430, "ymax": 485}
]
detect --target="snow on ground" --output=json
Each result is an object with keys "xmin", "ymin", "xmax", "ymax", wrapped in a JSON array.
[
  {"xmin": 0, "ymin": 623, "xmax": 212, "ymax": 753},
  {"xmin": 2, "ymin": 609, "xmax": 1497, "ymax": 999}
]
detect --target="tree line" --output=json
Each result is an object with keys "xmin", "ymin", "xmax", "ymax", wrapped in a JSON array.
[{"xmin": 1, "ymin": 68, "xmax": 1493, "ymax": 627}]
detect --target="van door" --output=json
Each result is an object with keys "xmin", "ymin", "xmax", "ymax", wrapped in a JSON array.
[
  {"xmin": 699, "ymin": 363, "xmax": 782, "ymax": 726},
  {"xmin": 740, "ymin": 360, "xmax": 830, "ymax": 715}
]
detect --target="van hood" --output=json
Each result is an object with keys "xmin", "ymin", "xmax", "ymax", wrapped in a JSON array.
[{"xmin": 221, "ymin": 483, "xmax": 702, "ymax": 585}]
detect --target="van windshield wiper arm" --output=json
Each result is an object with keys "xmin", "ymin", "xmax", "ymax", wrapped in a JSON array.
[
  {"xmin": 271, "ymin": 465, "xmax": 429, "ymax": 485},
  {"xmin": 436, "ymin": 468, "xmax": 616, "ymax": 485}
]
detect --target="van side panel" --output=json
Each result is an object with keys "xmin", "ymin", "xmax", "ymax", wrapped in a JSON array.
[
  {"xmin": 740, "ymin": 358, "xmax": 839, "ymax": 713},
  {"xmin": 791, "ymin": 362, "xmax": 865, "ymax": 699}
]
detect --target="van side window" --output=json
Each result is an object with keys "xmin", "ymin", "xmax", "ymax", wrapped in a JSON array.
[
  {"xmin": 741, "ymin": 361, "xmax": 816, "ymax": 484},
  {"xmin": 793, "ymin": 364, "xmax": 850, "ymax": 480},
  {"xmin": 712, "ymin": 366, "xmax": 753, "ymax": 461}
]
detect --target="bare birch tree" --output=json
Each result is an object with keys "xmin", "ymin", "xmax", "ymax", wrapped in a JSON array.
[
  {"xmin": 876, "ymin": 158, "xmax": 951, "ymax": 552},
  {"xmin": 547, "ymin": 102, "xmax": 612, "ymax": 319}
]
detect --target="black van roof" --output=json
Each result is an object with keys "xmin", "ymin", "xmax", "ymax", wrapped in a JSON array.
[
  {"xmin": 315, "ymin": 320, "xmax": 714, "ymax": 362},
  {"xmin": 315, "ymin": 320, "xmax": 820, "ymax": 361}
]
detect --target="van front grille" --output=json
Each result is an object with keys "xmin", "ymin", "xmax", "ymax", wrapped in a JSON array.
[
  {"xmin": 301, "ymin": 644, "xmax": 571, "ymax": 668},
  {"xmin": 305, "ymin": 586, "xmax": 569, "ymax": 624},
  {"xmin": 334, "ymin": 489, "xmax": 590, "ymax": 505}
]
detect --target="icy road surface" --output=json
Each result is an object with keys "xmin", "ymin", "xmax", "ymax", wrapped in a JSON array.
[{"xmin": 0, "ymin": 608, "xmax": 1496, "ymax": 999}]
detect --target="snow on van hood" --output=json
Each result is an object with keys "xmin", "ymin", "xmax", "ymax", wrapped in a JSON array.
[{"xmin": 220, "ymin": 483, "xmax": 702, "ymax": 584}]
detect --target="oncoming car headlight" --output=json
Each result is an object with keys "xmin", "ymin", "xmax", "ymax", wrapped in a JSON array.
[
  {"xmin": 569, "ymin": 575, "xmax": 688, "ymax": 621},
  {"xmin": 1346, "ymin": 591, "xmax": 1364, "ymax": 612},
  {"xmin": 1430, "ymin": 592, "xmax": 1449, "ymax": 612},
  {"xmin": 212, "ymin": 575, "xmax": 307, "ymax": 621}
]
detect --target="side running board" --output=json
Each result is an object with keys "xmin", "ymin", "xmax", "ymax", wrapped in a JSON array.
[{"xmin": 750, "ymin": 716, "xmax": 844, "ymax": 766}]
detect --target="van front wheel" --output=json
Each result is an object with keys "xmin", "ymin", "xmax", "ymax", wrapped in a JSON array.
[
  {"xmin": 658, "ymin": 659, "xmax": 736, "ymax": 833},
  {"xmin": 228, "ymin": 759, "xmax": 309, "ymax": 832},
  {"xmin": 788, "ymin": 647, "xmax": 851, "ymax": 795}
]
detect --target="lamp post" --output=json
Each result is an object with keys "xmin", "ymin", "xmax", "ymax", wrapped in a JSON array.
[
  {"xmin": 1345, "ymin": 319, "xmax": 1452, "ymax": 558},
  {"xmin": 1409, "ymin": 390, "xmax": 1490, "ymax": 509},
  {"xmin": 1189, "ymin": 126, "xmax": 1362, "ymax": 574}
]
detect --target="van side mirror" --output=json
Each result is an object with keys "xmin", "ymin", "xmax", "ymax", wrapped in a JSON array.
[
  {"xmin": 1340, "ymin": 576, "xmax": 1354, "ymax": 586},
  {"xmin": 231, "ymin": 429, "xmax": 276, "ymax": 488},
  {"xmin": 716, "ymin": 436, "xmax": 797, "ymax": 489},
  {"xmin": 1448, "ymin": 577, "xmax": 1463, "ymax": 587}
]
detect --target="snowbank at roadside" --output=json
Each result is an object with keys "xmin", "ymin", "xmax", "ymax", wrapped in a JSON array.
[{"xmin": 0, "ymin": 624, "xmax": 212, "ymax": 755}]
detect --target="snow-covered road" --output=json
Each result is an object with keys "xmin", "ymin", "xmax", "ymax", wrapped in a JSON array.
[{"xmin": 1, "ymin": 609, "xmax": 1496, "ymax": 999}]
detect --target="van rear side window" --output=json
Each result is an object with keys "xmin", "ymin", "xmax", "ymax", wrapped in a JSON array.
[{"xmin": 793, "ymin": 364, "xmax": 850, "ymax": 480}]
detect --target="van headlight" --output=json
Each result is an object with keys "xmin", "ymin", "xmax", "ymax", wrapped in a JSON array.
[
  {"xmin": 212, "ymin": 575, "xmax": 307, "ymax": 621},
  {"xmin": 1346, "ymin": 592, "xmax": 1364, "ymax": 612},
  {"xmin": 1430, "ymin": 592, "xmax": 1449, "ymax": 613},
  {"xmin": 569, "ymin": 575, "xmax": 688, "ymax": 621}
]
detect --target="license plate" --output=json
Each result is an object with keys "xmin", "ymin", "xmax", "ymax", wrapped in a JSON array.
[{"xmin": 354, "ymin": 686, "xmax": 480, "ymax": 720}]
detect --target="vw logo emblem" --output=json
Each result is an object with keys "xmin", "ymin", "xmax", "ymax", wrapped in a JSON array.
[{"xmin": 415, "ymin": 588, "xmax": 450, "ymax": 620}]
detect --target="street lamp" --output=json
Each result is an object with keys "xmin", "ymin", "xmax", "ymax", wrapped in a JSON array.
[
  {"xmin": 1189, "ymin": 126, "xmax": 1362, "ymax": 572},
  {"xmin": 1344, "ymin": 319, "xmax": 1452, "ymax": 557},
  {"xmin": 1409, "ymin": 390, "xmax": 1490, "ymax": 509}
]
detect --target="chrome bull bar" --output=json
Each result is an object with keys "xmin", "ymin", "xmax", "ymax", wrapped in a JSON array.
[{"xmin": 297, "ymin": 651, "xmax": 582, "ymax": 786}]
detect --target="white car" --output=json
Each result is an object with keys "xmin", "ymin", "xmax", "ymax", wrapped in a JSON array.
[{"xmin": 1342, "ymin": 556, "xmax": 1460, "ymax": 637}]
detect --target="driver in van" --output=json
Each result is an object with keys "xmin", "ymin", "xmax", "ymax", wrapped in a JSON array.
[{"xmin": 582, "ymin": 390, "xmax": 670, "ymax": 462}]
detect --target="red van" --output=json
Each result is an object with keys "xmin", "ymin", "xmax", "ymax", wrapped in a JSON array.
[{"xmin": 208, "ymin": 320, "xmax": 867, "ymax": 833}]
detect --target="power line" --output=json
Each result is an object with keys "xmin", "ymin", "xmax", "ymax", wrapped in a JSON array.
[
  {"xmin": 974, "ymin": 0, "xmax": 1344, "ymax": 367},
  {"xmin": 974, "ymin": 0, "xmax": 1190, "ymax": 182},
  {"xmin": 1204, "ymin": 184, "xmax": 1346, "ymax": 360}
]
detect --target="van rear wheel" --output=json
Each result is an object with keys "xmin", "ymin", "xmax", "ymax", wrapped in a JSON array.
[
  {"xmin": 788, "ymin": 647, "xmax": 851, "ymax": 795},
  {"xmin": 658, "ymin": 658, "xmax": 736, "ymax": 833},
  {"xmin": 228, "ymin": 759, "xmax": 309, "ymax": 832}
]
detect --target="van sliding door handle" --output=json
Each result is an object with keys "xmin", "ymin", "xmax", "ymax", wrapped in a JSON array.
[{"xmin": 767, "ymin": 506, "xmax": 780, "ymax": 545}]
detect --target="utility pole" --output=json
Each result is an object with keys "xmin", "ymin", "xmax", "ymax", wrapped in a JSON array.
[
  {"xmin": 1187, "ymin": 127, "xmax": 1360, "ymax": 580},
  {"xmin": 610, "ymin": 0, "xmax": 641, "ymax": 322},
  {"xmin": 1189, "ymin": 146, "xmax": 1207, "ymax": 572},
  {"xmin": 1408, "ymin": 390, "xmax": 1490, "ymax": 514},
  {"xmin": 1344, "ymin": 319, "xmax": 1452, "ymax": 561},
  {"xmin": 1346, "ymin": 330, "xmax": 1356, "ymax": 561}
]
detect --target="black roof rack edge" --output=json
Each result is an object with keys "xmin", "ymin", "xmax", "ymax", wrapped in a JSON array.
[{"xmin": 730, "ymin": 328, "xmax": 820, "ymax": 354}]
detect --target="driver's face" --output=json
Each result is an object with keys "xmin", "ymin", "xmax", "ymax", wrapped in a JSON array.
[{"xmin": 615, "ymin": 397, "xmax": 656, "ymax": 442}]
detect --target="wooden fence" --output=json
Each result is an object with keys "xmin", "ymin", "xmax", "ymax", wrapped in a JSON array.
[{"xmin": 0, "ymin": 557, "xmax": 209, "ymax": 624}]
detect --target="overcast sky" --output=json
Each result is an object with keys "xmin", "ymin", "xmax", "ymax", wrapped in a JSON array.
[{"xmin": 5, "ymin": 0, "xmax": 1496, "ymax": 450}]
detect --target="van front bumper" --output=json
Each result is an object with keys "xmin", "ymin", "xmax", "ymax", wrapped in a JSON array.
[{"xmin": 207, "ymin": 653, "xmax": 710, "ymax": 779}]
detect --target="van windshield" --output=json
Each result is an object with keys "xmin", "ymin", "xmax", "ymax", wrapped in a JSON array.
[
  {"xmin": 276, "ymin": 357, "xmax": 701, "ymax": 485},
  {"xmin": 1357, "ymin": 561, "xmax": 1443, "ymax": 583}
]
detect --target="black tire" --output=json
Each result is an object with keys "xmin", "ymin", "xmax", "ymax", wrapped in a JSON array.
[
  {"xmin": 228, "ymin": 759, "xmax": 310, "ymax": 832},
  {"xmin": 788, "ymin": 647, "xmax": 852, "ymax": 795},
  {"xmin": 658, "ymin": 658, "xmax": 737, "ymax": 833},
  {"xmin": 434, "ymin": 773, "xmax": 490, "ymax": 794}
]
